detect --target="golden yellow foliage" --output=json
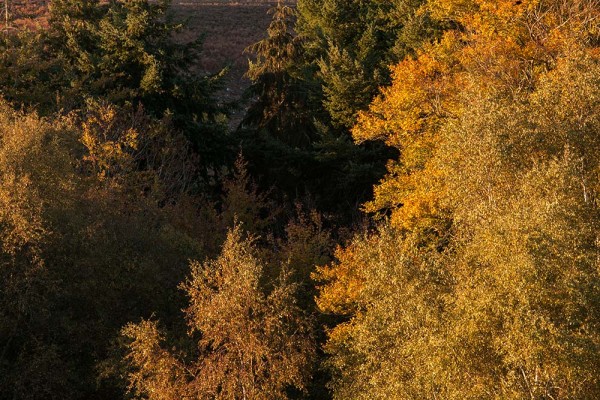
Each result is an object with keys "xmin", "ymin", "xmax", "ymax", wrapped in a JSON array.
[
  {"xmin": 314, "ymin": 242, "xmax": 367, "ymax": 316},
  {"xmin": 0, "ymin": 100, "xmax": 78, "ymax": 262},
  {"xmin": 353, "ymin": 0, "xmax": 600, "ymax": 230},
  {"xmin": 81, "ymin": 105, "xmax": 139, "ymax": 181},
  {"xmin": 319, "ymin": 1, "xmax": 600, "ymax": 398},
  {"xmin": 317, "ymin": 226, "xmax": 450, "ymax": 399},
  {"xmin": 123, "ymin": 226, "xmax": 314, "ymax": 399},
  {"xmin": 0, "ymin": 98, "xmax": 210, "ymax": 398},
  {"xmin": 122, "ymin": 320, "xmax": 189, "ymax": 400}
]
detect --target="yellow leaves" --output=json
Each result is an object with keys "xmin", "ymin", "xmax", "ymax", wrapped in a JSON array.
[
  {"xmin": 427, "ymin": 0, "xmax": 599, "ymax": 94},
  {"xmin": 81, "ymin": 103, "xmax": 139, "ymax": 180},
  {"xmin": 428, "ymin": 0, "xmax": 535, "ymax": 35},
  {"xmin": 321, "ymin": 2, "xmax": 600, "ymax": 398},
  {"xmin": 121, "ymin": 320, "xmax": 189, "ymax": 400},
  {"xmin": 351, "ymin": 33, "xmax": 460, "ymax": 229},
  {"xmin": 313, "ymin": 243, "xmax": 366, "ymax": 316},
  {"xmin": 78, "ymin": 99, "xmax": 197, "ymax": 201},
  {"xmin": 444, "ymin": 151, "xmax": 600, "ymax": 398},
  {"xmin": 426, "ymin": 0, "xmax": 476, "ymax": 23},
  {"xmin": 362, "ymin": 159, "xmax": 448, "ymax": 234},
  {"xmin": 0, "ymin": 100, "xmax": 76, "ymax": 263},
  {"xmin": 316, "ymin": 225, "xmax": 451, "ymax": 399},
  {"xmin": 389, "ymin": 179, "xmax": 446, "ymax": 232},
  {"xmin": 352, "ymin": 0, "xmax": 600, "ymax": 230},
  {"xmin": 124, "ymin": 225, "xmax": 314, "ymax": 400},
  {"xmin": 182, "ymin": 226, "xmax": 263, "ymax": 339},
  {"xmin": 469, "ymin": 0, "xmax": 533, "ymax": 34},
  {"xmin": 0, "ymin": 174, "xmax": 46, "ymax": 260},
  {"xmin": 353, "ymin": 56, "xmax": 455, "ymax": 226}
]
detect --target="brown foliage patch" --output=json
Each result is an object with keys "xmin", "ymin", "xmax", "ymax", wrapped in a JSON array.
[{"xmin": 172, "ymin": 0, "xmax": 296, "ymax": 123}]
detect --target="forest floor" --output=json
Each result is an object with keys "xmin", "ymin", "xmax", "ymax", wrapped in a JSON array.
[{"xmin": 172, "ymin": 0, "xmax": 296, "ymax": 126}]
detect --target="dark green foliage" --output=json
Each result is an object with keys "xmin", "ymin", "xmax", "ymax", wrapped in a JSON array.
[
  {"xmin": 235, "ymin": 125, "xmax": 395, "ymax": 221},
  {"xmin": 0, "ymin": 31, "xmax": 71, "ymax": 113},
  {"xmin": 296, "ymin": 0, "xmax": 442, "ymax": 128},
  {"xmin": 238, "ymin": 2, "xmax": 401, "ymax": 220},
  {"xmin": 46, "ymin": 0, "xmax": 226, "ymax": 118},
  {"xmin": 0, "ymin": 0, "xmax": 231, "ymax": 166},
  {"xmin": 241, "ymin": 3, "xmax": 318, "ymax": 148}
]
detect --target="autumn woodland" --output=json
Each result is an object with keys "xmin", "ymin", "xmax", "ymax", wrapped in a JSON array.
[{"xmin": 1, "ymin": 0, "xmax": 600, "ymax": 399}]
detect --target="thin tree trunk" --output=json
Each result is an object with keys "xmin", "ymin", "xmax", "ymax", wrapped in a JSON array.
[{"xmin": 4, "ymin": 0, "xmax": 8, "ymax": 34}]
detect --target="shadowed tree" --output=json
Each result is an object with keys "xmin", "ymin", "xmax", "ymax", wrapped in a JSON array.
[
  {"xmin": 122, "ymin": 226, "xmax": 315, "ymax": 399},
  {"xmin": 241, "ymin": 2, "xmax": 317, "ymax": 148}
]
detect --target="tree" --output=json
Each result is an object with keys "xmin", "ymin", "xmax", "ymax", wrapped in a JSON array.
[
  {"xmin": 314, "ymin": 225, "xmax": 450, "ymax": 399},
  {"xmin": 47, "ymin": 0, "xmax": 225, "ymax": 115},
  {"xmin": 0, "ymin": 99, "xmax": 212, "ymax": 399},
  {"xmin": 241, "ymin": 2, "xmax": 317, "ymax": 148},
  {"xmin": 0, "ymin": 0, "xmax": 230, "ymax": 166},
  {"xmin": 122, "ymin": 226, "xmax": 315, "ymax": 399},
  {"xmin": 237, "ymin": 1, "xmax": 401, "ymax": 221},
  {"xmin": 296, "ymin": 0, "xmax": 442, "ymax": 129},
  {"xmin": 317, "ymin": 1, "xmax": 600, "ymax": 398}
]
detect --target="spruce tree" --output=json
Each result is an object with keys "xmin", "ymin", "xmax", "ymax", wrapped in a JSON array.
[
  {"xmin": 241, "ymin": 2, "xmax": 316, "ymax": 148},
  {"xmin": 237, "ymin": 1, "xmax": 398, "ymax": 219},
  {"xmin": 0, "ymin": 0, "xmax": 230, "ymax": 165},
  {"xmin": 296, "ymin": 0, "xmax": 441, "ymax": 129},
  {"xmin": 48, "ymin": 0, "xmax": 227, "ymax": 123}
]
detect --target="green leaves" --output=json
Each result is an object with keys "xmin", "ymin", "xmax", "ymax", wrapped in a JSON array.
[{"xmin": 296, "ymin": 0, "xmax": 438, "ymax": 129}]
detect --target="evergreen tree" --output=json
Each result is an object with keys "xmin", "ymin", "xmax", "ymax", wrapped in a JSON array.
[
  {"xmin": 296, "ymin": 0, "xmax": 441, "ymax": 129},
  {"xmin": 51, "ymin": 0, "xmax": 228, "ymax": 153},
  {"xmin": 0, "ymin": 0, "xmax": 231, "ymax": 166},
  {"xmin": 238, "ymin": 2, "xmax": 398, "ymax": 220},
  {"xmin": 242, "ymin": 2, "xmax": 317, "ymax": 148}
]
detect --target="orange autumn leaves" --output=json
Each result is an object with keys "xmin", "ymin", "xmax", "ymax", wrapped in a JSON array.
[
  {"xmin": 353, "ymin": 0, "xmax": 600, "ymax": 230},
  {"xmin": 316, "ymin": 1, "xmax": 600, "ymax": 398},
  {"xmin": 352, "ymin": 36, "xmax": 459, "ymax": 230}
]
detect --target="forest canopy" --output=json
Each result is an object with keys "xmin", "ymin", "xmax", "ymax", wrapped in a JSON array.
[{"xmin": 1, "ymin": 0, "xmax": 600, "ymax": 399}]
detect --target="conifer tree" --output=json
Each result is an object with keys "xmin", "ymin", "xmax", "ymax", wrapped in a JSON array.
[
  {"xmin": 0, "ymin": 0, "xmax": 230, "ymax": 165},
  {"xmin": 296, "ymin": 0, "xmax": 441, "ymax": 129},
  {"xmin": 237, "ymin": 1, "xmax": 399, "ymax": 219},
  {"xmin": 242, "ymin": 2, "xmax": 316, "ymax": 148},
  {"xmin": 48, "ymin": 0, "xmax": 226, "ymax": 122}
]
